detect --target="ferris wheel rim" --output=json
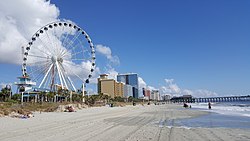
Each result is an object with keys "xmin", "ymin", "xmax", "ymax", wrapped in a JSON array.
[{"xmin": 22, "ymin": 21, "xmax": 96, "ymax": 91}]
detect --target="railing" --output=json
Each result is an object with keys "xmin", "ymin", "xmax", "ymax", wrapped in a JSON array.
[{"xmin": 14, "ymin": 81, "xmax": 36, "ymax": 85}]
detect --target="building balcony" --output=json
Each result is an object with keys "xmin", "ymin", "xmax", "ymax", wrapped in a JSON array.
[{"xmin": 14, "ymin": 81, "xmax": 36, "ymax": 86}]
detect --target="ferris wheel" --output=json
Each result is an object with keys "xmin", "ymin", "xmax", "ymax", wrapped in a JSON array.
[{"xmin": 22, "ymin": 21, "xmax": 95, "ymax": 92}]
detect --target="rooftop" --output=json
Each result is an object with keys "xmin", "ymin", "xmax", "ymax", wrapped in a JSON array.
[{"xmin": 117, "ymin": 73, "xmax": 138, "ymax": 76}]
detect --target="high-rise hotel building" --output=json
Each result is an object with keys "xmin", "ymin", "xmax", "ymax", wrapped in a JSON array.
[
  {"xmin": 117, "ymin": 73, "xmax": 139, "ymax": 98},
  {"xmin": 97, "ymin": 74, "xmax": 124, "ymax": 98}
]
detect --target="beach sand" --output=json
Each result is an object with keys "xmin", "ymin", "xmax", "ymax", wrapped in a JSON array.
[{"xmin": 0, "ymin": 104, "xmax": 249, "ymax": 141}]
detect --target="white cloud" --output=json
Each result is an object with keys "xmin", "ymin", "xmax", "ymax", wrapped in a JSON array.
[
  {"xmin": 106, "ymin": 68, "xmax": 118, "ymax": 80},
  {"xmin": 165, "ymin": 79, "xmax": 174, "ymax": 84},
  {"xmin": 89, "ymin": 67, "xmax": 101, "ymax": 84},
  {"xmin": 147, "ymin": 86, "xmax": 156, "ymax": 91},
  {"xmin": 138, "ymin": 77, "xmax": 147, "ymax": 96},
  {"xmin": 160, "ymin": 79, "xmax": 181, "ymax": 96},
  {"xmin": 96, "ymin": 44, "xmax": 120, "ymax": 65},
  {"xmin": 0, "ymin": 0, "xmax": 59, "ymax": 64},
  {"xmin": 187, "ymin": 89, "xmax": 218, "ymax": 98},
  {"xmin": 182, "ymin": 89, "xmax": 193, "ymax": 95},
  {"xmin": 160, "ymin": 78, "xmax": 218, "ymax": 98},
  {"xmin": 138, "ymin": 77, "xmax": 147, "ymax": 89}
]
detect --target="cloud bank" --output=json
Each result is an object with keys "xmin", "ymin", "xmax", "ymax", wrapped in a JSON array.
[
  {"xmin": 138, "ymin": 77, "xmax": 218, "ymax": 98},
  {"xmin": 160, "ymin": 79, "xmax": 218, "ymax": 98},
  {"xmin": 0, "ymin": 0, "xmax": 59, "ymax": 64}
]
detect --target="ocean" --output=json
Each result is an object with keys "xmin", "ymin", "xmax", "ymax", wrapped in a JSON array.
[{"xmin": 175, "ymin": 101, "xmax": 250, "ymax": 129}]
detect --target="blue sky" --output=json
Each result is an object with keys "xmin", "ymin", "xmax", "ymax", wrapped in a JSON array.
[{"xmin": 0, "ymin": 0, "xmax": 249, "ymax": 96}]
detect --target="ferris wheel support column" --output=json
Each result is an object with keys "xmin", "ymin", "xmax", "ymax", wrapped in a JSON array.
[
  {"xmin": 67, "ymin": 76, "xmax": 76, "ymax": 92},
  {"xmin": 39, "ymin": 64, "xmax": 53, "ymax": 88},
  {"xmin": 70, "ymin": 91, "xmax": 73, "ymax": 103},
  {"xmin": 82, "ymin": 83, "xmax": 85, "ymax": 103},
  {"xmin": 56, "ymin": 61, "xmax": 64, "ymax": 89}
]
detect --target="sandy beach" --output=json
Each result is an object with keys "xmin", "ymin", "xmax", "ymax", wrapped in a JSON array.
[{"xmin": 0, "ymin": 104, "xmax": 250, "ymax": 141}]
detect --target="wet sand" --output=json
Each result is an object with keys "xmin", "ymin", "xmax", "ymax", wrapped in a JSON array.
[{"xmin": 0, "ymin": 104, "xmax": 250, "ymax": 141}]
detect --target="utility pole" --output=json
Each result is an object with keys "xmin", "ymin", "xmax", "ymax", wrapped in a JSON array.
[{"xmin": 21, "ymin": 92, "xmax": 24, "ymax": 105}]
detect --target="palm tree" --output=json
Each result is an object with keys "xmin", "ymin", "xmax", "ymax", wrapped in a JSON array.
[
  {"xmin": 0, "ymin": 91, "xmax": 3, "ymax": 101},
  {"xmin": 0, "ymin": 87, "xmax": 10, "ymax": 101},
  {"xmin": 46, "ymin": 91, "xmax": 55, "ymax": 102}
]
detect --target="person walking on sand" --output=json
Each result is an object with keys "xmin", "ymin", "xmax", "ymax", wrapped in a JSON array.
[{"xmin": 208, "ymin": 102, "xmax": 211, "ymax": 109}]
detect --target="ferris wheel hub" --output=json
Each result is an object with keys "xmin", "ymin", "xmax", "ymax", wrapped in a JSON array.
[{"xmin": 51, "ymin": 56, "xmax": 63, "ymax": 63}]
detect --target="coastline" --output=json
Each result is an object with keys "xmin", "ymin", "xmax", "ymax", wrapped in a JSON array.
[
  {"xmin": 0, "ymin": 104, "xmax": 250, "ymax": 141},
  {"xmin": 175, "ymin": 111, "xmax": 250, "ymax": 129}
]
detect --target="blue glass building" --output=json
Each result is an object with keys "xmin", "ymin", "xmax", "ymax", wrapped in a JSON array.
[{"xmin": 117, "ymin": 73, "xmax": 138, "ymax": 98}]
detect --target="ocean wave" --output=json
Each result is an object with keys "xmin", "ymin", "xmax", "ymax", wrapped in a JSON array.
[{"xmin": 190, "ymin": 102, "xmax": 250, "ymax": 117}]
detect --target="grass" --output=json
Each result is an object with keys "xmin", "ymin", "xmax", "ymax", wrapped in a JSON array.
[
  {"xmin": 0, "ymin": 102, "xmax": 67, "ymax": 116},
  {"xmin": 0, "ymin": 100, "xmax": 148, "ymax": 117}
]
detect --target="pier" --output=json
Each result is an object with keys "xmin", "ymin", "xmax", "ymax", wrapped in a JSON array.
[
  {"xmin": 170, "ymin": 95, "xmax": 250, "ymax": 103},
  {"xmin": 195, "ymin": 95, "xmax": 250, "ymax": 103}
]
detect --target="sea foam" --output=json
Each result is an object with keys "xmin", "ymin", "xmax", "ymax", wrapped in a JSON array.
[{"xmin": 190, "ymin": 102, "xmax": 250, "ymax": 117}]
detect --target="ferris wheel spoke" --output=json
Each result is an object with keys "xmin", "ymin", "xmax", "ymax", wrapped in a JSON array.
[
  {"xmin": 61, "ymin": 27, "xmax": 71, "ymax": 48},
  {"xmin": 71, "ymin": 72, "xmax": 85, "ymax": 82},
  {"xmin": 60, "ymin": 33, "xmax": 82, "ymax": 57},
  {"xmin": 70, "ymin": 50, "xmax": 84, "ymax": 57},
  {"xmin": 32, "ymin": 63, "xmax": 52, "ymax": 81},
  {"xmin": 45, "ymin": 30, "xmax": 57, "ymax": 55},
  {"xmin": 59, "ymin": 35, "xmax": 74, "ymax": 57},
  {"xmin": 66, "ymin": 31, "xmax": 81, "ymax": 49},
  {"xmin": 29, "ymin": 62, "xmax": 51, "ymax": 75},
  {"xmin": 52, "ymin": 26, "xmax": 61, "ymax": 57},
  {"xmin": 32, "ymin": 64, "xmax": 52, "ymax": 87},
  {"xmin": 61, "ymin": 40, "xmax": 82, "ymax": 58},
  {"xmin": 31, "ymin": 45, "xmax": 51, "ymax": 57},
  {"xmin": 74, "ymin": 36, "xmax": 89, "ymax": 59},
  {"xmin": 62, "ymin": 62, "xmax": 85, "ymax": 82},
  {"xmin": 77, "ymin": 36, "xmax": 87, "ymax": 51},
  {"xmin": 27, "ymin": 60, "xmax": 51, "ymax": 67},
  {"xmin": 28, "ymin": 54, "xmax": 50, "ymax": 59},
  {"xmin": 71, "ymin": 58, "xmax": 88, "ymax": 61},
  {"xmin": 63, "ymin": 60, "xmax": 80, "ymax": 68},
  {"xmin": 61, "ymin": 31, "xmax": 82, "ymax": 56},
  {"xmin": 36, "ymin": 37, "xmax": 53, "ymax": 56}
]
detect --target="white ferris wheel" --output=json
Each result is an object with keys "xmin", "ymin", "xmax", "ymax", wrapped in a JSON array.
[{"xmin": 21, "ymin": 21, "xmax": 95, "ymax": 92}]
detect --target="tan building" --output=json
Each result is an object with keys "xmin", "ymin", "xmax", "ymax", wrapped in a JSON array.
[
  {"xmin": 115, "ymin": 82, "xmax": 124, "ymax": 97},
  {"xmin": 98, "ymin": 74, "xmax": 124, "ymax": 98}
]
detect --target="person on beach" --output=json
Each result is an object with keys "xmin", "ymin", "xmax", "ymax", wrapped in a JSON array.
[
  {"xmin": 208, "ymin": 102, "xmax": 211, "ymax": 109},
  {"xmin": 183, "ymin": 103, "xmax": 188, "ymax": 108}
]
